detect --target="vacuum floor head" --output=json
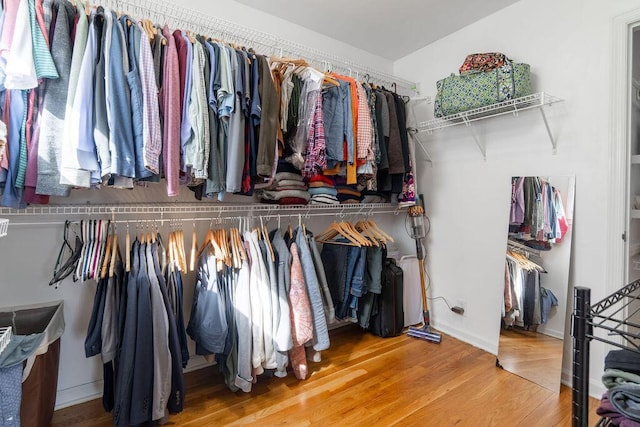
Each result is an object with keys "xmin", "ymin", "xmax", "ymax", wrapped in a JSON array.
[{"xmin": 408, "ymin": 325, "xmax": 442, "ymax": 343}]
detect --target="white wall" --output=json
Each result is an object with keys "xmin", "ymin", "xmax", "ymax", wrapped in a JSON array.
[
  {"xmin": 394, "ymin": 0, "xmax": 640, "ymax": 397},
  {"xmin": 0, "ymin": 0, "xmax": 407, "ymax": 410}
]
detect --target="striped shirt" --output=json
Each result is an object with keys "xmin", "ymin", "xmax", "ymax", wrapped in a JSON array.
[
  {"xmin": 138, "ymin": 22, "xmax": 161, "ymax": 174},
  {"xmin": 29, "ymin": 0, "xmax": 57, "ymax": 80}
]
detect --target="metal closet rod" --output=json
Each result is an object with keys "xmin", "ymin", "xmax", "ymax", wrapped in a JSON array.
[
  {"xmin": 7, "ymin": 209, "xmax": 401, "ymax": 227},
  {"xmin": 105, "ymin": 0, "xmax": 416, "ymax": 92}
]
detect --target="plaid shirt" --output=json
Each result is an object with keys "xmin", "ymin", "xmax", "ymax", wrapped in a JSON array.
[
  {"xmin": 303, "ymin": 91, "xmax": 326, "ymax": 177},
  {"xmin": 356, "ymin": 82, "xmax": 373, "ymax": 161}
]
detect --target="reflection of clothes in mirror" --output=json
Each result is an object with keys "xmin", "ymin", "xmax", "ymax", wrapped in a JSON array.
[
  {"xmin": 504, "ymin": 253, "xmax": 554, "ymax": 329},
  {"xmin": 509, "ymin": 177, "xmax": 568, "ymax": 245}
]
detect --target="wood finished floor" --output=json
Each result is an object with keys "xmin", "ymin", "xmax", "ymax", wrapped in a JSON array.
[
  {"xmin": 498, "ymin": 327, "xmax": 564, "ymax": 392},
  {"xmin": 52, "ymin": 325, "xmax": 601, "ymax": 426}
]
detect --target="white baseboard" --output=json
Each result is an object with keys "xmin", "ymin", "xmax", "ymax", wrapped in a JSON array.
[
  {"xmin": 535, "ymin": 326, "xmax": 564, "ymax": 340},
  {"xmin": 54, "ymin": 356, "xmax": 215, "ymax": 410},
  {"xmin": 561, "ymin": 367, "xmax": 605, "ymax": 400},
  {"xmin": 55, "ymin": 381, "xmax": 103, "ymax": 410},
  {"xmin": 431, "ymin": 320, "xmax": 499, "ymax": 355}
]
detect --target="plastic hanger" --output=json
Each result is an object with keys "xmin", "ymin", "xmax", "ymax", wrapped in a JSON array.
[
  {"xmin": 125, "ymin": 222, "xmax": 131, "ymax": 272},
  {"xmin": 50, "ymin": 221, "xmax": 84, "ymax": 287},
  {"xmin": 189, "ymin": 223, "xmax": 198, "ymax": 272},
  {"xmin": 261, "ymin": 216, "xmax": 275, "ymax": 262}
]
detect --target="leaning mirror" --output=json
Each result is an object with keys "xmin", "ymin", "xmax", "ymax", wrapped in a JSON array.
[{"xmin": 496, "ymin": 176, "xmax": 575, "ymax": 392}]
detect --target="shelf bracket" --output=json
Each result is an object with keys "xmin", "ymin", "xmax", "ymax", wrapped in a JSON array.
[
  {"xmin": 462, "ymin": 115, "xmax": 486, "ymax": 161},
  {"xmin": 539, "ymin": 106, "xmax": 557, "ymax": 154},
  {"xmin": 413, "ymin": 132, "xmax": 433, "ymax": 166}
]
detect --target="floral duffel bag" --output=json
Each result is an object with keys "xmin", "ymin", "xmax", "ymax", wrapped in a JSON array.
[{"xmin": 433, "ymin": 62, "xmax": 531, "ymax": 118}]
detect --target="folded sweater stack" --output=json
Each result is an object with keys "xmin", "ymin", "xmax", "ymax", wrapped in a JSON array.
[
  {"xmin": 260, "ymin": 171, "xmax": 310, "ymax": 205},
  {"xmin": 334, "ymin": 176, "xmax": 363, "ymax": 204},
  {"xmin": 308, "ymin": 175, "xmax": 339, "ymax": 205}
]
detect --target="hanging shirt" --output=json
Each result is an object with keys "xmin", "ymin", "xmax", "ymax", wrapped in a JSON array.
[
  {"xmin": 0, "ymin": 0, "xmax": 19, "ymax": 60},
  {"xmin": 288, "ymin": 243, "xmax": 313, "ymax": 380},
  {"xmin": 256, "ymin": 54, "xmax": 279, "ymax": 178},
  {"xmin": 4, "ymin": 0, "xmax": 37, "ymax": 89},
  {"xmin": 161, "ymin": 26, "xmax": 180, "ymax": 196},
  {"xmin": 184, "ymin": 39, "xmax": 209, "ymax": 181},
  {"xmin": 203, "ymin": 39, "xmax": 223, "ymax": 196},
  {"xmin": 216, "ymin": 43, "xmax": 234, "ymax": 120},
  {"xmin": 122, "ymin": 17, "xmax": 149, "ymax": 181},
  {"xmin": 36, "ymin": 0, "xmax": 74, "ymax": 197},
  {"xmin": 225, "ymin": 47, "xmax": 244, "ymax": 193},
  {"xmin": 302, "ymin": 91, "xmax": 326, "ymax": 177},
  {"xmin": 105, "ymin": 14, "xmax": 135, "ymax": 184},
  {"xmin": 234, "ymin": 259, "xmax": 253, "ymax": 392},
  {"xmin": 60, "ymin": 3, "xmax": 93, "ymax": 188},
  {"xmin": 245, "ymin": 230, "xmax": 264, "ymax": 375},
  {"xmin": 177, "ymin": 31, "xmax": 193, "ymax": 176},
  {"xmin": 137, "ymin": 22, "xmax": 162, "ymax": 176}
]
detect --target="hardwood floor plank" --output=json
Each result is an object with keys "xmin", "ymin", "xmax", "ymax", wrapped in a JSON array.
[{"xmin": 51, "ymin": 325, "xmax": 601, "ymax": 426}]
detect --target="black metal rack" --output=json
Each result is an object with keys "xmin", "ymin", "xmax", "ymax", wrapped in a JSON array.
[{"xmin": 571, "ymin": 282, "xmax": 640, "ymax": 426}]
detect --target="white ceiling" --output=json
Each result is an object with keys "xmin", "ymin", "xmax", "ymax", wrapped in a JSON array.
[{"xmin": 234, "ymin": 0, "xmax": 520, "ymax": 61}]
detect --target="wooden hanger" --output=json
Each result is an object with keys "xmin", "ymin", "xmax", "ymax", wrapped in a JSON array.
[
  {"xmin": 170, "ymin": 231, "xmax": 178, "ymax": 272},
  {"xmin": 316, "ymin": 222, "xmax": 361, "ymax": 246},
  {"xmin": 323, "ymin": 73, "xmax": 340, "ymax": 87},
  {"xmin": 177, "ymin": 229, "xmax": 187, "ymax": 272},
  {"xmin": 100, "ymin": 227, "xmax": 113, "ymax": 279},
  {"xmin": 196, "ymin": 229, "xmax": 214, "ymax": 260},
  {"xmin": 186, "ymin": 30, "xmax": 196, "ymax": 44},
  {"xmin": 355, "ymin": 221, "xmax": 381, "ymax": 247},
  {"xmin": 344, "ymin": 222, "xmax": 373, "ymax": 246},
  {"xmin": 108, "ymin": 233, "xmax": 118, "ymax": 278},
  {"xmin": 366, "ymin": 219, "xmax": 394, "ymax": 242},
  {"xmin": 140, "ymin": 19, "xmax": 154, "ymax": 41}
]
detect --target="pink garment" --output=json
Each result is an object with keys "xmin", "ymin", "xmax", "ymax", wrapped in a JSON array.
[
  {"xmin": 35, "ymin": 0, "xmax": 48, "ymax": 46},
  {"xmin": 0, "ymin": 92, "xmax": 8, "ymax": 171},
  {"xmin": 0, "ymin": 0, "xmax": 20, "ymax": 58},
  {"xmin": 161, "ymin": 26, "xmax": 180, "ymax": 197},
  {"xmin": 288, "ymin": 243, "xmax": 313, "ymax": 380}
]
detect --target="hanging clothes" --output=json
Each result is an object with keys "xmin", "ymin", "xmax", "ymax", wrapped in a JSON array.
[
  {"xmin": 509, "ymin": 176, "xmax": 569, "ymax": 248},
  {"xmin": 84, "ymin": 235, "xmax": 185, "ymax": 425},
  {"xmin": 0, "ymin": 3, "xmax": 413, "ymax": 207}
]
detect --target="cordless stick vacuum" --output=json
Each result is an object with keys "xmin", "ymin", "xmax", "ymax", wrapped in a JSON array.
[{"xmin": 407, "ymin": 203, "xmax": 442, "ymax": 343}]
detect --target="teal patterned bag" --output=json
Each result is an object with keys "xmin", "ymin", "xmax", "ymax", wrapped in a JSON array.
[{"xmin": 433, "ymin": 62, "xmax": 531, "ymax": 118}]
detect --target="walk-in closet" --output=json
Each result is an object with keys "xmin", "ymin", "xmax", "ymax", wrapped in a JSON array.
[{"xmin": 0, "ymin": 0, "xmax": 637, "ymax": 425}]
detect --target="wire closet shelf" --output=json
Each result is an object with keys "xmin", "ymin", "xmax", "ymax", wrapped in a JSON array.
[
  {"xmin": 0, "ymin": 218, "xmax": 8, "ymax": 238},
  {"xmin": 418, "ymin": 92, "xmax": 563, "ymax": 133},
  {"xmin": 0, "ymin": 203, "xmax": 405, "ymax": 226},
  {"xmin": 105, "ymin": 0, "xmax": 417, "ymax": 94}
]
